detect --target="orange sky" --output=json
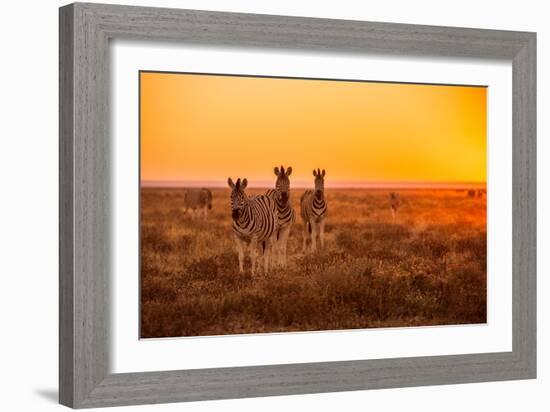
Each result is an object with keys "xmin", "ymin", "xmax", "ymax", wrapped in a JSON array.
[{"xmin": 140, "ymin": 71, "xmax": 486, "ymax": 187}]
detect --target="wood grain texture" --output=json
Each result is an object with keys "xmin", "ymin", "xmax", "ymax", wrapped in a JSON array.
[
  {"xmin": 59, "ymin": 2, "xmax": 537, "ymax": 408},
  {"xmin": 60, "ymin": 3, "xmax": 110, "ymax": 406},
  {"xmin": 59, "ymin": 4, "xmax": 74, "ymax": 407},
  {"xmin": 512, "ymin": 34, "xmax": 537, "ymax": 374}
]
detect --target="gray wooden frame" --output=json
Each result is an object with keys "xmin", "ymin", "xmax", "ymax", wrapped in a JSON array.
[{"xmin": 59, "ymin": 2, "xmax": 536, "ymax": 408}]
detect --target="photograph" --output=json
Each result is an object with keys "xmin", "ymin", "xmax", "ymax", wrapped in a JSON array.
[{"xmin": 139, "ymin": 71, "xmax": 487, "ymax": 338}]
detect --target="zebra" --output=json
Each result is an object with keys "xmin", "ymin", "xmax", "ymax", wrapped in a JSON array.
[
  {"xmin": 389, "ymin": 192, "xmax": 400, "ymax": 220},
  {"xmin": 183, "ymin": 188, "xmax": 212, "ymax": 220},
  {"xmin": 265, "ymin": 165, "xmax": 296, "ymax": 267},
  {"xmin": 300, "ymin": 169, "xmax": 328, "ymax": 252},
  {"xmin": 228, "ymin": 177, "xmax": 277, "ymax": 275}
]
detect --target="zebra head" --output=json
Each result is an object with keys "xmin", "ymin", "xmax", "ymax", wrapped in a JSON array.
[
  {"xmin": 227, "ymin": 177, "xmax": 248, "ymax": 220},
  {"xmin": 313, "ymin": 168, "xmax": 326, "ymax": 199},
  {"xmin": 274, "ymin": 165, "xmax": 293, "ymax": 205}
]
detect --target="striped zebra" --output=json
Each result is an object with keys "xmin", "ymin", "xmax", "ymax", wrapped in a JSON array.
[
  {"xmin": 228, "ymin": 177, "xmax": 277, "ymax": 275},
  {"xmin": 265, "ymin": 165, "xmax": 296, "ymax": 267},
  {"xmin": 183, "ymin": 188, "xmax": 212, "ymax": 220},
  {"xmin": 300, "ymin": 169, "xmax": 328, "ymax": 252}
]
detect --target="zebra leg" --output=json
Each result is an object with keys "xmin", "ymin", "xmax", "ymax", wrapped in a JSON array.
[
  {"xmin": 271, "ymin": 230, "xmax": 279, "ymax": 267},
  {"xmin": 302, "ymin": 221, "xmax": 308, "ymax": 252},
  {"xmin": 249, "ymin": 241, "xmax": 258, "ymax": 275},
  {"xmin": 310, "ymin": 219, "xmax": 318, "ymax": 252},
  {"xmin": 271, "ymin": 236, "xmax": 277, "ymax": 271},
  {"xmin": 279, "ymin": 226, "xmax": 291, "ymax": 266},
  {"xmin": 319, "ymin": 219, "xmax": 326, "ymax": 249},
  {"xmin": 235, "ymin": 237, "xmax": 245, "ymax": 273},
  {"xmin": 277, "ymin": 231, "xmax": 286, "ymax": 267},
  {"xmin": 263, "ymin": 238, "xmax": 273, "ymax": 275}
]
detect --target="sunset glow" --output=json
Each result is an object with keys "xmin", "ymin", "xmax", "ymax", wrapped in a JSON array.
[{"xmin": 140, "ymin": 72, "xmax": 486, "ymax": 188}]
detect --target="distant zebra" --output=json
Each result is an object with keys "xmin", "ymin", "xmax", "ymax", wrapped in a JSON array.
[
  {"xmin": 300, "ymin": 169, "xmax": 328, "ymax": 252},
  {"xmin": 228, "ymin": 177, "xmax": 277, "ymax": 275},
  {"xmin": 389, "ymin": 192, "xmax": 400, "ymax": 220},
  {"xmin": 183, "ymin": 188, "xmax": 212, "ymax": 220},
  {"xmin": 265, "ymin": 165, "xmax": 296, "ymax": 267}
]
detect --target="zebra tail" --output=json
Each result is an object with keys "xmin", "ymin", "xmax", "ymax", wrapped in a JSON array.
[{"xmin": 307, "ymin": 221, "xmax": 311, "ymax": 234}]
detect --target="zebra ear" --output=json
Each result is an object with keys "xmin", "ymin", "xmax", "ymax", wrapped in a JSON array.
[
  {"xmin": 274, "ymin": 166, "xmax": 280, "ymax": 176},
  {"xmin": 321, "ymin": 169, "xmax": 326, "ymax": 177},
  {"xmin": 227, "ymin": 177, "xmax": 235, "ymax": 189},
  {"xmin": 241, "ymin": 178, "xmax": 248, "ymax": 189},
  {"xmin": 312, "ymin": 169, "xmax": 317, "ymax": 177},
  {"xmin": 286, "ymin": 166, "xmax": 292, "ymax": 176}
]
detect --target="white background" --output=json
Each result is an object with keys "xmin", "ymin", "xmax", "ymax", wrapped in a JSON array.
[
  {"xmin": 0, "ymin": 0, "xmax": 546, "ymax": 411},
  {"xmin": 111, "ymin": 42, "xmax": 512, "ymax": 373}
]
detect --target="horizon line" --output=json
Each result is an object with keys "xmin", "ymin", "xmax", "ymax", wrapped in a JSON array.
[{"xmin": 141, "ymin": 180, "xmax": 486, "ymax": 189}]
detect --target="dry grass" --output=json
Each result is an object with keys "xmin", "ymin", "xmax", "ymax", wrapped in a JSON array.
[{"xmin": 140, "ymin": 187, "xmax": 486, "ymax": 338}]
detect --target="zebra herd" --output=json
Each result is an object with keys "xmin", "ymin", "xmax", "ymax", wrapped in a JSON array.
[
  {"xmin": 184, "ymin": 168, "xmax": 400, "ymax": 275},
  {"xmin": 177, "ymin": 178, "xmax": 488, "ymax": 279},
  {"xmin": 228, "ymin": 166, "xmax": 327, "ymax": 275}
]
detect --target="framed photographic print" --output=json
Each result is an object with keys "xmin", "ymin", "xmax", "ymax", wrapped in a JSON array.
[{"xmin": 59, "ymin": 2, "xmax": 536, "ymax": 408}]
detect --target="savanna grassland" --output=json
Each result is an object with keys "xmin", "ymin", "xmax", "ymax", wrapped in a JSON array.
[{"xmin": 140, "ymin": 187, "xmax": 486, "ymax": 338}]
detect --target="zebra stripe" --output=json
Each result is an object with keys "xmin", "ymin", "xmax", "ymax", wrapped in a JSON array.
[
  {"xmin": 300, "ymin": 168, "xmax": 328, "ymax": 252},
  {"xmin": 229, "ymin": 177, "xmax": 277, "ymax": 274},
  {"xmin": 300, "ymin": 190, "xmax": 327, "ymax": 222},
  {"xmin": 265, "ymin": 189, "xmax": 296, "ymax": 231},
  {"xmin": 232, "ymin": 194, "xmax": 277, "ymax": 243}
]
